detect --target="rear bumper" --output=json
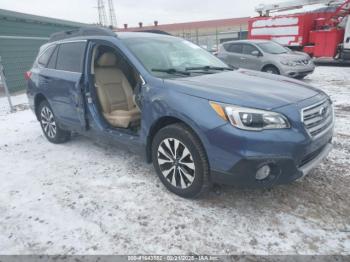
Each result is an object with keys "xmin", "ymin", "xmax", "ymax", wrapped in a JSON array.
[{"xmin": 26, "ymin": 90, "xmax": 35, "ymax": 114}]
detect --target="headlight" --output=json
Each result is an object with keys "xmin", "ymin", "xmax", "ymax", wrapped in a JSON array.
[
  {"xmin": 210, "ymin": 102, "xmax": 290, "ymax": 131},
  {"xmin": 280, "ymin": 60, "xmax": 297, "ymax": 67}
]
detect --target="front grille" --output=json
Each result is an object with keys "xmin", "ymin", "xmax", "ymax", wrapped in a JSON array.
[{"xmin": 302, "ymin": 99, "xmax": 334, "ymax": 138}]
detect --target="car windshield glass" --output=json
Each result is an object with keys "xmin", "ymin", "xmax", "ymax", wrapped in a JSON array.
[
  {"xmin": 122, "ymin": 36, "xmax": 229, "ymax": 78},
  {"xmin": 257, "ymin": 42, "xmax": 289, "ymax": 54}
]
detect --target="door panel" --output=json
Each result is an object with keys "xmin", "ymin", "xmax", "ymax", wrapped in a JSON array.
[
  {"xmin": 51, "ymin": 71, "xmax": 85, "ymax": 128},
  {"xmin": 240, "ymin": 44, "xmax": 264, "ymax": 71},
  {"xmin": 48, "ymin": 41, "xmax": 88, "ymax": 131},
  {"xmin": 225, "ymin": 43, "xmax": 243, "ymax": 68}
]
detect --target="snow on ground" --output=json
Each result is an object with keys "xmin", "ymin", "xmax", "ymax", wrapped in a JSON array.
[{"xmin": 0, "ymin": 67, "xmax": 349, "ymax": 255}]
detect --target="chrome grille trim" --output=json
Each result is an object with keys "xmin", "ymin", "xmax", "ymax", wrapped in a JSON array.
[{"xmin": 301, "ymin": 99, "xmax": 334, "ymax": 139}]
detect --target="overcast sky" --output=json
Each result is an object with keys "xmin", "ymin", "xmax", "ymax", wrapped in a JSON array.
[{"xmin": 0, "ymin": 0, "xmax": 324, "ymax": 27}]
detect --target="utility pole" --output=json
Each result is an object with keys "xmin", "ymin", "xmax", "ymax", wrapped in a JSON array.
[
  {"xmin": 107, "ymin": 0, "xmax": 118, "ymax": 28},
  {"xmin": 97, "ymin": 0, "xmax": 108, "ymax": 26}
]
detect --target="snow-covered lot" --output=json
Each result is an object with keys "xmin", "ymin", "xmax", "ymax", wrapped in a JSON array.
[{"xmin": 0, "ymin": 67, "xmax": 349, "ymax": 255}]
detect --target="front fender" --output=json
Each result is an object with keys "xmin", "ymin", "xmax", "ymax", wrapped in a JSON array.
[{"xmin": 142, "ymin": 83, "xmax": 227, "ymax": 165}]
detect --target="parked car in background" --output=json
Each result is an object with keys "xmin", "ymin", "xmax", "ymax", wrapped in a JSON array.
[
  {"xmin": 27, "ymin": 28, "xmax": 333, "ymax": 198},
  {"xmin": 217, "ymin": 40, "xmax": 315, "ymax": 79}
]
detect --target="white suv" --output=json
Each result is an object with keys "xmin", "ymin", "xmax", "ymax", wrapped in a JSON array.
[{"xmin": 217, "ymin": 40, "xmax": 315, "ymax": 79}]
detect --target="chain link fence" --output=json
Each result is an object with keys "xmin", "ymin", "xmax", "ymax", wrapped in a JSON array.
[
  {"xmin": 0, "ymin": 36, "xmax": 48, "ymax": 94},
  {"xmin": 0, "ymin": 58, "xmax": 30, "ymax": 115},
  {"xmin": 0, "ymin": 59, "xmax": 14, "ymax": 114}
]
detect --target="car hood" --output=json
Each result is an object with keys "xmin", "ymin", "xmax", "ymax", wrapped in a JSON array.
[
  {"xmin": 165, "ymin": 69, "xmax": 323, "ymax": 110},
  {"xmin": 278, "ymin": 51, "xmax": 310, "ymax": 60}
]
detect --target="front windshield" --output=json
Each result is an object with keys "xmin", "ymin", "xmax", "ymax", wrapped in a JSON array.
[
  {"xmin": 257, "ymin": 42, "xmax": 289, "ymax": 54},
  {"xmin": 122, "ymin": 36, "xmax": 229, "ymax": 78}
]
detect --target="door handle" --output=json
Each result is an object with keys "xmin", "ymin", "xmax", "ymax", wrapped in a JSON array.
[{"xmin": 240, "ymin": 57, "xmax": 247, "ymax": 60}]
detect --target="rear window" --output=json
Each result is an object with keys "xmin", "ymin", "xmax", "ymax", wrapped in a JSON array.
[
  {"xmin": 47, "ymin": 47, "xmax": 59, "ymax": 69},
  {"xmin": 56, "ymin": 42, "xmax": 86, "ymax": 73},
  {"xmin": 38, "ymin": 45, "xmax": 56, "ymax": 67}
]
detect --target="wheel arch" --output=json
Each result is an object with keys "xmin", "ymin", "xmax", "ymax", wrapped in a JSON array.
[
  {"xmin": 145, "ymin": 116, "xmax": 208, "ymax": 164},
  {"xmin": 34, "ymin": 93, "xmax": 48, "ymax": 120},
  {"xmin": 261, "ymin": 64, "xmax": 280, "ymax": 74}
]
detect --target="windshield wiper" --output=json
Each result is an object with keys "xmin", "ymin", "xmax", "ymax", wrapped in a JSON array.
[
  {"xmin": 186, "ymin": 66, "xmax": 234, "ymax": 71},
  {"xmin": 152, "ymin": 68, "xmax": 190, "ymax": 76}
]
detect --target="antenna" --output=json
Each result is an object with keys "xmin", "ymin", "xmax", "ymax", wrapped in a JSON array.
[
  {"xmin": 107, "ymin": 0, "xmax": 118, "ymax": 28},
  {"xmin": 97, "ymin": 0, "xmax": 108, "ymax": 26}
]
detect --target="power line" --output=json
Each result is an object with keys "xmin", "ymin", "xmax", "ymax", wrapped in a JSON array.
[
  {"xmin": 108, "ymin": 0, "xmax": 118, "ymax": 28},
  {"xmin": 97, "ymin": 0, "xmax": 108, "ymax": 26}
]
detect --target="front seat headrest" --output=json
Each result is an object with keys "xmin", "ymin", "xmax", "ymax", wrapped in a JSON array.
[{"xmin": 97, "ymin": 52, "xmax": 117, "ymax": 67}]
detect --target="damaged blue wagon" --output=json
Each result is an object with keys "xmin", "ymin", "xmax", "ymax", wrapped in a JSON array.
[{"xmin": 26, "ymin": 27, "xmax": 334, "ymax": 198}]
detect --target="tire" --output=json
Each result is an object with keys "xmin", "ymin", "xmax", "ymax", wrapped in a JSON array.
[
  {"xmin": 38, "ymin": 100, "xmax": 71, "ymax": 144},
  {"xmin": 295, "ymin": 75, "xmax": 306, "ymax": 80},
  {"xmin": 262, "ymin": 65, "xmax": 280, "ymax": 75},
  {"xmin": 151, "ymin": 123, "xmax": 210, "ymax": 198}
]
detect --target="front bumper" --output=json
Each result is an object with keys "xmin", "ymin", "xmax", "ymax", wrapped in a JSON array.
[
  {"xmin": 210, "ymin": 141, "xmax": 333, "ymax": 188},
  {"xmin": 299, "ymin": 142, "xmax": 332, "ymax": 177},
  {"xmin": 205, "ymin": 95, "xmax": 334, "ymax": 188},
  {"xmin": 280, "ymin": 63, "xmax": 316, "ymax": 78}
]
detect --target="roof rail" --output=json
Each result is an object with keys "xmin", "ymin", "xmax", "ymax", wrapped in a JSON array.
[
  {"xmin": 48, "ymin": 26, "xmax": 116, "ymax": 42},
  {"xmin": 136, "ymin": 29, "xmax": 172, "ymax": 36}
]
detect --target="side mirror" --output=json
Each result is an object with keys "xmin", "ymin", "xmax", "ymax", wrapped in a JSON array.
[{"xmin": 251, "ymin": 50, "xmax": 261, "ymax": 57}]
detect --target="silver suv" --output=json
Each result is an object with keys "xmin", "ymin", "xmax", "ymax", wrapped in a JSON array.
[{"xmin": 217, "ymin": 40, "xmax": 315, "ymax": 79}]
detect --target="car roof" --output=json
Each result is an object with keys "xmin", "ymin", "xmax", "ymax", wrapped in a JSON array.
[
  {"xmin": 39, "ymin": 32, "xmax": 180, "ymax": 54},
  {"xmin": 116, "ymin": 32, "xmax": 176, "ymax": 39},
  {"xmin": 48, "ymin": 31, "xmax": 176, "ymax": 44},
  {"xmin": 222, "ymin": 39, "xmax": 271, "ymax": 45}
]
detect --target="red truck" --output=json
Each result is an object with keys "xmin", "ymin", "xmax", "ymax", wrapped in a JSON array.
[{"xmin": 249, "ymin": 0, "xmax": 350, "ymax": 60}]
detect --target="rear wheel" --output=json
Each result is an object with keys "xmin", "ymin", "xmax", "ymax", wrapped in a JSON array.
[
  {"xmin": 262, "ymin": 65, "xmax": 280, "ymax": 75},
  {"xmin": 38, "ymin": 100, "xmax": 70, "ymax": 144},
  {"xmin": 152, "ymin": 123, "xmax": 210, "ymax": 198}
]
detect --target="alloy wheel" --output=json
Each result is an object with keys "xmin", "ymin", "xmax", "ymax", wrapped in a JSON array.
[
  {"xmin": 41, "ymin": 106, "xmax": 57, "ymax": 139},
  {"xmin": 157, "ymin": 138, "xmax": 195, "ymax": 189}
]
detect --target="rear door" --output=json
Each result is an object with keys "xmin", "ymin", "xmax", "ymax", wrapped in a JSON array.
[
  {"xmin": 224, "ymin": 43, "xmax": 243, "ymax": 68},
  {"xmin": 47, "ymin": 41, "xmax": 88, "ymax": 131}
]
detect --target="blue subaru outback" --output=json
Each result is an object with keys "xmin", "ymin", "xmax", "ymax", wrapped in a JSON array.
[{"xmin": 26, "ymin": 27, "xmax": 334, "ymax": 198}]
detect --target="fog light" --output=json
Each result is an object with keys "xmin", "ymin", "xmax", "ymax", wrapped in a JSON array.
[{"xmin": 256, "ymin": 165, "xmax": 271, "ymax": 181}]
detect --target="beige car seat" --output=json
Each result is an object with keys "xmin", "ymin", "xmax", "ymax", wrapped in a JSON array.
[{"xmin": 94, "ymin": 52, "xmax": 140, "ymax": 128}]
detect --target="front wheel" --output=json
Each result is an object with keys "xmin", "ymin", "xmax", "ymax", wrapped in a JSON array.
[
  {"xmin": 152, "ymin": 123, "xmax": 210, "ymax": 198},
  {"xmin": 295, "ymin": 75, "xmax": 306, "ymax": 80},
  {"xmin": 38, "ymin": 100, "xmax": 71, "ymax": 144},
  {"xmin": 262, "ymin": 65, "xmax": 280, "ymax": 75}
]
